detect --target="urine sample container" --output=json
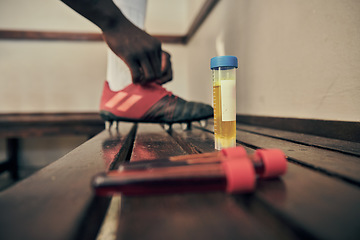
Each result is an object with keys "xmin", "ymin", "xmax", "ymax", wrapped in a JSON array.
[{"xmin": 211, "ymin": 56, "xmax": 238, "ymax": 150}]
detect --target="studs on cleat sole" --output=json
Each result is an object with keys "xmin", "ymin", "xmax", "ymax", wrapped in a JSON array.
[
  {"xmin": 163, "ymin": 124, "xmax": 172, "ymax": 131},
  {"xmin": 199, "ymin": 120, "xmax": 208, "ymax": 127},
  {"xmin": 112, "ymin": 121, "xmax": 119, "ymax": 129},
  {"xmin": 181, "ymin": 122, "xmax": 192, "ymax": 131},
  {"xmin": 105, "ymin": 121, "xmax": 112, "ymax": 130}
]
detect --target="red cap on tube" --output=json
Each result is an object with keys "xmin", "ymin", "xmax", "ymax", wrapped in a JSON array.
[
  {"xmin": 220, "ymin": 146, "xmax": 247, "ymax": 160},
  {"xmin": 254, "ymin": 149, "xmax": 287, "ymax": 178},
  {"xmin": 222, "ymin": 157, "xmax": 256, "ymax": 194}
]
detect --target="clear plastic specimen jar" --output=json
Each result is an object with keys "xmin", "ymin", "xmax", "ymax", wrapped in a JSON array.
[{"xmin": 210, "ymin": 56, "xmax": 238, "ymax": 150}]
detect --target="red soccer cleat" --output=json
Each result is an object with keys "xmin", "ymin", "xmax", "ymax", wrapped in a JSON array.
[{"xmin": 100, "ymin": 82, "xmax": 213, "ymax": 126}]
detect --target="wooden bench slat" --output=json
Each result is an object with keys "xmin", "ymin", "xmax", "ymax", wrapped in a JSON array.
[
  {"xmin": 2, "ymin": 120, "xmax": 359, "ymax": 240},
  {"xmin": 236, "ymin": 123, "xmax": 360, "ymax": 156},
  {"xmin": 0, "ymin": 112, "xmax": 102, "ymax": 122},
  {"xmin": 118, "ymin": 193, "xmax": 282, "ymax": 240},
  {"xmin": 0, "ymin": 113, "xmax": 104, "ymax": 138},
  {"xmin": 169, "ymin": 124, "xmax": 216, "ymax": 153},
  {"xmin": 254, "ymin": 163, "xmax": 360, "ymax": 240},
  {"xmin": 175, "ymin": 124, "xmax": 360, "ymax": 239},
  {"xmin": 199, "ymin": 122, "xmax": 360, "ymax": 184},
  {"xmin": 115, "ymin": 124, "xmax": 283, "ymax": 240},
  {"xmin": 234, "ymin": 130, "xmax": 360, "ymax": 239},
  {"xmin": 231, "ymin": 128, "xmax": 360, "ymax": 185},
  {"xmin": 170, "ymin": 125, "xmax": 308, "ymax": 239},
  {"xmin": 233, "ymin": 127, "xmax": 360, "ymax": 239},
  {"xmin": 130, "ymin": 124, "xmax": 188, "ymax": 161},
  {"xmin": 0, "ymin": 124, "xmax": 135, "ymax": 240},
  {"xmin": 172, "ymin": 126, "xmax": 313, "ymax": 238},
  {"xmin": 236, "ymin": 114, "xmax": 360, "ymax": 142}
]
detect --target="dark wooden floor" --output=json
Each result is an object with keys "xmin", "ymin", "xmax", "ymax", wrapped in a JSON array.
[{"xmin": 0, "ymin": 120, "xmax": 359, "ymax": 240}]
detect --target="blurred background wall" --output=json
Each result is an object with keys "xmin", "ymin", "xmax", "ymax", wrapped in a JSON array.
[
  {"xmin": 2, "ymin": 0, "xmax": 358, "ymax": 119},
  {"xmin": 187, "ymin": 0, "xmax": 360, "ymax": 122}
]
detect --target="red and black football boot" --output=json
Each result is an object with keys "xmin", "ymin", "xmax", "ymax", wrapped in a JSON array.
[{"xmin": 100, "ymin": 82, "xmax": 213, "ymax": 128}]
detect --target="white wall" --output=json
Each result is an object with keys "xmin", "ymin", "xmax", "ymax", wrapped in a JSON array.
[
  {"xmin": 0, "ymin": 0, "xmax": 107, "ymax": 113},
  {"xmin": 187, "ymin": 0, "xmax": 360, "ymax": 121},
  {"xmin": 0, "ymin": 41, "xmax": 107, "ymax": 112},
  {"xmin": 145, "ymin": 0, "xmax": 188, "ymax": 35}
]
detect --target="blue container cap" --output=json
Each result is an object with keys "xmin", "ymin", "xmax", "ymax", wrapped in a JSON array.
[{"xmin": 210, "ymin": 55, "xmax": 238, "ymax": 69}]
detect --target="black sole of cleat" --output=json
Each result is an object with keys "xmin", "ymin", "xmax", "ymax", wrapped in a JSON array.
[{"xmin": 100, "ymin": 111, "xmax": 213, "ymax": 124}]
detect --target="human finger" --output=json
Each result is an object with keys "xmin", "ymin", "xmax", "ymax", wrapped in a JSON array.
[
  {"xmin": 138, "ymin": 55, "xmax": 156, "ymax": 84},
  {"xmin": 127, "ymin": 59, "xmax": 143, "ymax": 84},
  {"xmin": 156, "ymin": 65, "xmax": 173, "ymax": 85},
  {"xmin": 148, "ymin": 49, "xmax": 162, "ymax": 79},
  {"xmin": 161, "ymin": 51, "xmax": 171, "ymax": 72}
]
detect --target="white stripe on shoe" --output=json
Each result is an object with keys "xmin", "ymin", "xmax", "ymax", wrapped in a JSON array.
[
  {"xmin": 117, "ymin": 95, "xmax": 143, "ymax": 112},
  {"xmin": 105, "ymin": 92, "xmax": 128, "ymax": 108}
]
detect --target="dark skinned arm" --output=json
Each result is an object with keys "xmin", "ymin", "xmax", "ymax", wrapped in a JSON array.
[{"xmin": 60, "ymin": 0, "xmax": 172, "ymax": 85}]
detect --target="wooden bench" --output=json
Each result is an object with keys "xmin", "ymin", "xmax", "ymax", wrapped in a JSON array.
[
  {"xmin": 0, "ymin": 118, "xmax": 359, "ymax": 240},
  {"xmin": 0, "ymin": 113, "xmax": 104, "ymax": 180}
]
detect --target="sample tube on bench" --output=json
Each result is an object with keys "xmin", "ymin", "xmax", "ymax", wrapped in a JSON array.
[{"xmin": 210, "ymin": 56, "xmax": 238, "ymax": 150}]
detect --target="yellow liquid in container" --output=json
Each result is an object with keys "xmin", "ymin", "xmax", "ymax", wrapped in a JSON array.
[{"xmin": 213, "ymin": 84, "xmax": 236, "ymax": 150}]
